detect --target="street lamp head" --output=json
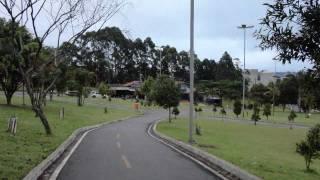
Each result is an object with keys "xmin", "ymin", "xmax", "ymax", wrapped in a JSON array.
[
  {"xmin": 155, "ymin": 46, "xmax": 163, "ymax": 51},
  {"xmin": 237, "ymin": 24, "xmax": 254, "ymax": 29}
]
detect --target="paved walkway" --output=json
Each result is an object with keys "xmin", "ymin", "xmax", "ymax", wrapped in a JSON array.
[{"xmin": 57, "ymin": 110, "xmax": 219, "ymax": 180}]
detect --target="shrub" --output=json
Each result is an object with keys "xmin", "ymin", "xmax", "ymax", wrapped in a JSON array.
[{"xmin": 296, "ymin": 124, "xmax": 320, "ymax": 170}]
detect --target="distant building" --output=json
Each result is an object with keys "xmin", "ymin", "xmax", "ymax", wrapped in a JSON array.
[
  {"xmin": 109, "ymin": 81, "xmax": 141, "ymax": 97},
  {"xmin": 246, "ymin": 69, "xmax": 296, "ymax": 88},
  {"xmin": 176, "ymin": 81, "xmax": 193, "ymax": 100},
  {"xmin": 246, "ymin": 69, "xmax": 274, "ymax": 88},
  {"xmin": 109, "ymin": 80, "xmax": 193, "ymax": 100}
]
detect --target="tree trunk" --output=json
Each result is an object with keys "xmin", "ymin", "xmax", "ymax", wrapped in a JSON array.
[
  {"xmin": 5, "ymin": 93, "xmax": 13, "ymax": 105},
  {"xmin": 298, "ymin": 89, "xmax": 302, "ymax": 113},
  {"xmin": 43, "ymin": 97, "xmax": 47, "ymax": 107},
  {"xmin": 305, "ymin": 157, "xmax": 311, "ymax": 170},
  {"xmin": 50, "ymin": 90, "xmax": 53, "ymax": 101},
  {"xmin": 254, "ymin": 120, "xmax": 257, "ymax": 126},
  {"xmin": 34, "ymin": 107, "xmax": 52, "ymax": 135},
  {"xmin": 22, "ymin": 83, "xmax": 25, "ymax": 105},
  {"xmin": 78, "ymin": 95, "xmax": 82, "ymax": 106},
  {"xmin": 168, "ymin": 107, "xmax": 171, "ymax": 123}
]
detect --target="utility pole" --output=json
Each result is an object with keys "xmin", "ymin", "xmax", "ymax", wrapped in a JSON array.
[
  {"xmin": 272, "ymin": 60, "xmax": 277, "ymax": 119},
  {"xmin": 156, "ymin": 46, "xmax": 163, "ymax": 76},
  {"xmin": 22, "ymin": 82, "xmax": 25, "ymax": 106},
  {"xmin": 237, "ymin": 24, "xmax": 254, "ymax": 118},
  {"xmin": 160, "ymin": 49, "xmax": 162, "ymax": 76},
  {"xmin": 189, "ymin": 0, "xmax": 195, "ymax": 144}
]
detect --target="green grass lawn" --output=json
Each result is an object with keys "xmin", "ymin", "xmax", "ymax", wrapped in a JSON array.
[
  {"xmin": 0, "ymin": 95, "xmax": 139, "ymax": 179},
  {"xmin": 157, "ymin": 118, "xmax": 320, "ymax": 180},
  {"xmin": 198, "ymin": 103, "xmax": 320, "ymax": 126}
]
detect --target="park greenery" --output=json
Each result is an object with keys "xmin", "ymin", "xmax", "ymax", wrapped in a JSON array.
[
  {"xmin": 0, "ymin": 14, "xmax": 247, "ymax": 134},
  {"xmin": 233, "ymin": 99, "xmax": 242, "ymax": 118},
  {"xmin": 251, "ymin": 103, "xmax": 261, "ymax": 125},
  {"xmin": 263, "ymin": 103, "xmax": 272, "ymax": 120},
  {"xmin": 1, "ymin": 0, "xmax": 320, "ymax": 179},
  {"xmin": 141, "ymin": 75, "xmax": 180, "ymax": 122},
  {"xmin": 0, "ymin": 95, "xmax": 138, "ymax": 179},
  {"xmin": 172, "ymin": 107, "xmax": 180, "ymax": 119},
  {"xmin": 289, "ymin": 110, "xmax": 298, "ymax": 129},
  {"xmin": 296, "ymin": 124, "xmax": 320, "ymax": 170},
  {"xmin": 256, "ymin": 0, "xmax": 320, "ymax": 76},
  {"xmin": 0, "ymin": 0, "xmax": 126, "ymax": 135},
  {"xmin": 2, "ymin": 4, "xmax": 319, "ymax": 135},
  {"xmin": 158, "ymin": 118, "xmax": 320, "ymax": 180}
]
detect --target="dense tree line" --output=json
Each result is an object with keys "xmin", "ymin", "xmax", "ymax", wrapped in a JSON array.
[
  {"xmin": 1, "ymin": 20, "xmax": 244, "ymax": 104},
  {"xmin": 0, "ymin": 0, "xmax": 126, "ymax": 134},
  {"xmin": 0, "ymin": 14, "xmax": 244, "ymax": 133},
  {"xmin": 58, "ymin": 26, "xmax": 242, "ymax": 86}
]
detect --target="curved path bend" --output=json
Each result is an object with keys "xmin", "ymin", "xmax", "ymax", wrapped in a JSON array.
[{"xmin": 57, "ymin": 110, "xmax": 220, "ymax": 180}]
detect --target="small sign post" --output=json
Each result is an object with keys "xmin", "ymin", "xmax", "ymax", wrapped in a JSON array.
[
  {"xmin": 7, "ymin": 116, "xmax": 17, "ymax": 135},
  {"xmin": 59, "ymin": 107, "xmax": 65, "ymax": 120}
]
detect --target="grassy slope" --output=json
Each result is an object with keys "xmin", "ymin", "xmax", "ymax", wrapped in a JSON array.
[
  {"xmin": 158, "ymin": 118, "xmax": 320, "ymax": 180},
  {"xmin": 0, "ymin": 95, "xmax": 138, "ymax": 179}
]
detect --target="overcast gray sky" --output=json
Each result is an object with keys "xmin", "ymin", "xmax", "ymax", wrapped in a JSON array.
[
  {"xmin": 1, "ymin": 0, "xmax": 310, "ymax": 72},
  {"xmin": 105, "ymin": 0, "xmax": 310, "ymax": 72}
]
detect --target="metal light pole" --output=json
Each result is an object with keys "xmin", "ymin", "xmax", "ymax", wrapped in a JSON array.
[
  {"xmin": 272, "ymin": 60, "xmax": 277, "ymax": 119},
  {"xmin": 237, "ymin": 24, "xmax": 254, "ymax": 118},
  {"xmin": 189, "ymin": 0, "xmax": 195, "ymax": 144},
  {"xmin": 156, "ymin": 46, "xmax": 163, "ymax": 76},
  {"xmin": 160, "ymin": 49, "xmax": 162, "ymax": 76}
]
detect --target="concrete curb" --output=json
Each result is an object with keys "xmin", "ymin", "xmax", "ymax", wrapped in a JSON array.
[
  {"xmin": 152, "ymin": 120, "xmax": 261, "ymax": 180},
  {"xmin": 23, "ymin": 115, "xmax": 138, "ymax": 180}
]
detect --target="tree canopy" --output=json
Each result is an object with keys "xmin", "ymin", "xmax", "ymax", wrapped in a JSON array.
[
  {"xmin": 151, "ymin": 75, "xmax": 180, "ymax": 122},
  {"xmin": 256, "ymin": 0, "xmax": 320, "ymax": 75}
]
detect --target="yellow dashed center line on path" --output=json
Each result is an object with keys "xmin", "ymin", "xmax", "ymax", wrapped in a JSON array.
[{"xmin": 121, "ymin": 155, "xmax": 132, "ymax": 169}]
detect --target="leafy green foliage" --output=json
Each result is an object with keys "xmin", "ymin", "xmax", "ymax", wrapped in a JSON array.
[
  {"xmin": 98, "ymin": 82, "xmax": 109, "ymax": 96},
  {"xmin": 250, "ymin": 83, "xmax": 271, "ymax": 105},
  {"xmin": 141, "ymin": 76, "xmax": 155, "ymax": 101},
  {"xmin": 288, "ymin": 110, "xmax": 297, "ymax": 129},
  {"xmin": 67, "ymin": 68, "xmax": 93, "ymax": 106},
  {"xmin": 220, "ymin": 107, "xmax": 226, "ymax": 116},
  {"xmin": 197, "ymin": 80, "xmax": 243, "ymax": 100},
  {"xmin": 263, "ymin": 103, "xmax": 272, "ymax": 120},
  {"xmin": 279, "ymin": 75, "xmax": 299, "ymax": 110},
  {"xmin": 233, "ymin": 99, "xmax": 242, "ymax": 118},
  {"xmin": 256, "ymin": 0, "xmax": 320, "ymax": 74},
  {"xmin": 212, "ymin": 106, "xmax": 217, "ymax": 113},
  {"xmin": 215, "ymin": 52, "xmax": 242, "ymax": 81},
  {"xmin": 172, "ymin": 107, "xmax": 180, "ymax": 119},
  {"xmin": 251, "ymin": 103, "xmax": 261, "ymax": 125},
  {"xmin": 0, "ymin": 18, "xmax": 31, "ymax": 105},
  {"xmin": 195, "ymin": 107, "xmax": 203, "ymax": 112},
  {"xmin": 296, "ymin": 124, "xmax": 320, "ymax": 170},
  {"xmin": 151, "ymin": 75, "xmax": 180, "ymax": 122}
]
